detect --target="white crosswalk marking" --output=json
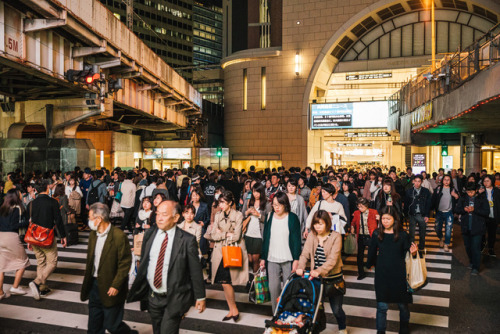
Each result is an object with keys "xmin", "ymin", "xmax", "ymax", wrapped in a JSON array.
[{"xmin": 0, "ymin": 228, "xmax": 451, "ymax": 333}]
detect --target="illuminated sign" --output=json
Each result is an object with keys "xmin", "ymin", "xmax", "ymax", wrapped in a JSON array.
[
  {"xmin": 143, "ymin": 148, "xmax": 191, "ymax": 160},
  {"xmin": 412, "ymin": 153, "xmax": 426, "ymax": 174},
  {"xmin": 411, "ymin": 102, "xmax": 433, "ymax": 126},
  {"xmin": 311, "ymin": 101, "xmax": 389, "ymax": 130},
  {"xmin": 346, "ymin": 73, "xmax": 392, "ymax": 80}
]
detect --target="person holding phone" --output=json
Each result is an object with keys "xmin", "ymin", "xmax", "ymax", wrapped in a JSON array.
[
  {"xmin": 431, "ymin": 175, "xmax": 460, "ymax": 252},
  {"xmin": 456, "ymin": 182, "xmax": 489, "ymax": 275}
]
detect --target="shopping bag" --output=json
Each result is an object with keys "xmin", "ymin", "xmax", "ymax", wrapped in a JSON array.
[
  {"xmin": 133, "ymin": 233, "xmax": 144, "ymax": 257},
  {"xmin": 343, "ymin": 234, "xmax": 357, "ymax": 255},
  {"xmin": 222, "ymin": 240, "xmax": 242, "ymax": 268},
  {"xmin": 248, "ymin": 279, "xmax": 256, "ymax": 304},
  {"xmin": 406, "ymin": 250, "xmax": 427, "ymax": 290},
  {"xmin": 110, "ymin": 200, "xmax": 124, "ymax": 219},
  {"xmin": 128, "ymin": 253, "xmax": 138, "ymax": 288},
  {"xmin": 254, "ymin": 269, "xmax": 271, "ymax": 304}
]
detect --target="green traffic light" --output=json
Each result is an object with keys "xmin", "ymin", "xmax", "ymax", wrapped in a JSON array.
[
  {"xmin": 216, "ymin": 148, "xmax": 222, "ymax": 157},
  {"xmin": 441, "ymin": 145, "xmax": 448, "ymax": 156}
]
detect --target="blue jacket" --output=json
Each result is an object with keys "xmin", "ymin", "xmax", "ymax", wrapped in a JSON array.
[
  {"xmin": 194, "ymin": 201, "xmax": 210, "ymax": 226},
  {"xmin": 261, "ymin": 212, "xmax": 302, "ymax": 262},
  {"xmin": 335, "ymin": 193, "xmax": 351, "ymax": 224}
]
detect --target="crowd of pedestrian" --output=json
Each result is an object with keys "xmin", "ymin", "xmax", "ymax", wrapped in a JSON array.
[{"xmin": 0, "ymin": 164, "xmax": 498, "ymax": 334}]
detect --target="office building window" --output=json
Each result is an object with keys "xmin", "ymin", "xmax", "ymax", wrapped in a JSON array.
[
  {"xmin": 261, "ymin": 67, "xmax": 266, "ymax": 110},
  {"xmin": 243, "ymin": 68, "xmax": 248, "ymax": 111}
]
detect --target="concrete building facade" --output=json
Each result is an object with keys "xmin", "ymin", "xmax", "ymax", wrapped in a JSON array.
[{"xmin": 222, "ymin": 0, "xmax": 500, "ymax": 171}]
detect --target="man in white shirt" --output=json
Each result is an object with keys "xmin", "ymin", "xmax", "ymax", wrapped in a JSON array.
[
  {"xmin": 140, "ymin": 175, "xmax": 157, "ymax": 201},
  {"xmin": 120, "ymin": 171, "xmax": 138, "ymax": 232},
  {"xmin": 128, "ymin": 200, "xmax": 206, "ymax": 334},
  {"xmin": 80, "ymin": 203, "xmax": 134, "ymax": 334}
]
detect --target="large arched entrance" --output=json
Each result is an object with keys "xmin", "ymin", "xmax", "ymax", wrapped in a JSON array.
[{"xmin": 303, "ymin": 0, "xmax": 499, "ymax": 169}]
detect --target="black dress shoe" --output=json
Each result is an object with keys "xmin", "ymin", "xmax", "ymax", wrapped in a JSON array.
[
  {"xmin": 357, "ymin": 273, "xmax": 367, "ymax": 280},
  {"xmin": 222, "ymin": 315, "xmax": 232, "ymax": 321},
  {"xmin": 232, "ymin": 314, "xmax": 240, "ymax": 322}
]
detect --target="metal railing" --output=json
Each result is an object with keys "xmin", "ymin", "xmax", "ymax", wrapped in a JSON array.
[{"xmin": 390, "ymin": 23, "xmax": 500, "ymax": 116}]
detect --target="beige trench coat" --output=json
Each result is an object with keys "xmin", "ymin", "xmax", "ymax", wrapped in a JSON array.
[{"xmin": 210, "ymin": 209, "xmax": 249, "ymax": 286}]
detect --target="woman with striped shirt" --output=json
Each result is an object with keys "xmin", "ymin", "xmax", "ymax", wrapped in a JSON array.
[{"xmin": 296, "ymin": 210, "xmax": 347, "ymax": 334}]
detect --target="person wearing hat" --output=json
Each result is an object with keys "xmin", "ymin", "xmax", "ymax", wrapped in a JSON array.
[{"xmin": 79, "ymin": 168, "xmax": 93, "ymax": 227}]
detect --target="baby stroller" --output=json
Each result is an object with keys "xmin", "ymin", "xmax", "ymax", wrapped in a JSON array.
[{"xmin": 264, "ymin": 272, "xmax": 326, "ymax": 334}]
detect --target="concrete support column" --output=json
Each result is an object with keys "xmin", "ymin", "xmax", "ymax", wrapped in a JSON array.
[{"xmin": 464, "ymin": 134, "xmax": 483, "ymax": 174}]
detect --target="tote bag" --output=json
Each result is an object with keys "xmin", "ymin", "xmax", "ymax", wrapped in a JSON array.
[
  {"xmin": 405, "ymin": 250, "xmax": 427, "ymax": 290},
  {"xmin": 222, "ymin": 239, "xmax": 242, "ymax": 268},
  {"xmin": 343, "ymin": 234, "xmax": 357, "ymax": 255}
]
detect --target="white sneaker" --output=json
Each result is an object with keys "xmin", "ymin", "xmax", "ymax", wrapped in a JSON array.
[
  {"xmin": 339, "ymin": 329, "xmax": 348, "ymax": 334},
  {"xmin": 29, "ymin": 281, "xmax": 41, "ymax": 300},
  {"xmin": 9, "ymin": 286, "xmax": 27, "ymax": 295},
  {"xmin": 0, "ymin": 292, "xmax": 10, "ymax": 300}
]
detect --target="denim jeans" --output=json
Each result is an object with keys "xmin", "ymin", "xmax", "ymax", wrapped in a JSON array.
[
  {"xmin": 463, "ymin": 232, "xmax": 483, "ymax": 270},
  {"xmin": 408, "ymin": 214, "xmax": 426, "ymax": 250},
  {"xmin": 327, "ymin": 294, "xmax": 347, "ymax": 330},
  {"xmin": 376, "ymin": 302, "xmax": 410, "ymax": 332},
  {"xmin": 435, "ymin": 211, "xmax": 454, "ymax": 245}
]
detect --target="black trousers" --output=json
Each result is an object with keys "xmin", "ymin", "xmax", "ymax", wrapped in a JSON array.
[
  {"xmin": 88, "ymin": 279, "xmax": 130, "ymax": 334},
  {"xmin": 357, "ymin": 235, "xmax": 371, "ymax": 274},
  {"xmin": 485, "ymin": 217, "xmax": 498, "ymax": 250},
  {"xmin": 120, "ymin": 207, "xmax": 134, "ymax": 232},
  {"xmin": 148, "ymin": 291, "xmax": 183, "ymax": 334}
]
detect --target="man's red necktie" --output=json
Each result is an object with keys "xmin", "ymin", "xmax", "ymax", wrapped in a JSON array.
[{"xmin": 153, "ymin": 233, "xmax": 168, "ymax": 289}]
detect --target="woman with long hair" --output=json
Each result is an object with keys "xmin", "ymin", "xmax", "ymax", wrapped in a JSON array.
[
  {"xmin": 211, "ymin": 191, "xmax": 249, "ymax": 321},
  {"xmin": 53, "ymin": 183, "xmax": 70, "ymax": 226},
  {"xmin": 65, "ymin": 176, "xmax": 82, "ymax": 226},
  {"xmin": 374, "ymin": 178, "xmax": 402, "ymax": 218},
  {"xmin": 342, "ymin": 181, "xmax": 358, "ymax": 222},
  {"xmin": 366, "ymin": 206, "xmax": 418, "ymax": 334},
  {"xmin": 286, "ymin": 178, "xmax": 308, "ymax": 241},
  {"xmin": 243, "ymin": 183, "xmax": 271, "ymax": 274},
  {"xmin": 0, "ymin": 189, "xmax": 30, "ymax": 299}
]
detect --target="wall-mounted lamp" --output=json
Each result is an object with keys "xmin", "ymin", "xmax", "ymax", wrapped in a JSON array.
[{"xmin": 295, "ymin": 51, "xmax": 301, "ymax": 76}]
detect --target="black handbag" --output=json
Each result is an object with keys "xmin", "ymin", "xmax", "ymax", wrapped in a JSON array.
[{"xmin": 323, "ymin": 272, "xmax": 346, "ymax": 297}]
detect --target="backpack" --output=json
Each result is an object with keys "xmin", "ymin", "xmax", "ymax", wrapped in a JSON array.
[{"xmin": 87, "ymin": 181, "xmax": 104, "ymax": 205}]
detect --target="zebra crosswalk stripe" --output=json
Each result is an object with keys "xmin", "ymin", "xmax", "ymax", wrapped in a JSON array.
[{"xmin": 0, "ymin": 230, "xmax": 450, "ymax": 333}]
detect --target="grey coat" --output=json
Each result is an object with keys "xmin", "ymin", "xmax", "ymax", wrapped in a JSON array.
[{"xmin": 289, "ymin": 194, "xmax": 308, "ymax": 237}]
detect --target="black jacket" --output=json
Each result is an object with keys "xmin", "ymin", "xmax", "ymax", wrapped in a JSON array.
[
  {"xmin": 127, "ymin": 226, "xmax": 205, "ymax": 316},
  {"xmin": 375, "ymin": 192, "xmax": 403, "ymax": 218},
  {"xmin": 30, "ymin": 194, "xmax": 66, "ymax": 238},
  {"xmin": 0, "ymin": 207, "xmax": 29, "ymax": 232},
  {"xmin": 478, "ymin": 187, "xmax": 500, "ymax": 223},
  {"xmin": 166, "ymin": 179, "xmax": 179, "ymax": 202},
  {"xmin": 404, "ymin": 187, "xmax": 432, "ymax": 218},
  {"xmin": 455, "ymin": 195, "xmax": 489, "ymax": 236},
  {"xmin": 431, "ymin": 186, "xmax": 458, "ymax": 212}
]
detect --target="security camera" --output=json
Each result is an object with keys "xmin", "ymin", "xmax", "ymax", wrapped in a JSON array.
[{"xmin": 423, "ymin": 73, "xmax": 433, "ymax": 81}]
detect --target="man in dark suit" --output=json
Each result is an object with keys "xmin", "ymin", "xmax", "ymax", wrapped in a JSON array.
[
  {"xmin": 127, "ymin": 200, "xmax": 206, "ymax": 334},
  {"xmin": 80, "ymin": 203, "xmax": 134, "ymax": 334}
]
